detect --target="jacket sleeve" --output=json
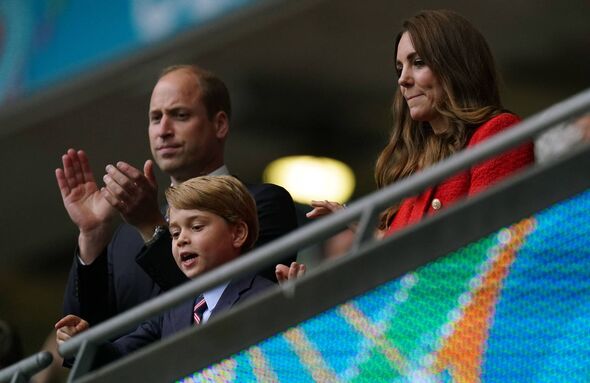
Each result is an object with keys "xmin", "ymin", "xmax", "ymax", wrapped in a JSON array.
[
  {"xmin": 70, "ymin": 316, "xmax": 163, "ymax": 371},
  {"xmin": 246, "ymin": 183, "xmax": 299, "ymax": 281},
  {"xmin": 106, "ymin": 315, "xmax": 163, "ymax": 359},
  {"xmin": 135, "ymin": 231, "xmax": 188, "ymax": 292},
  {"xmin": 62, "ymin": 248, "xmax": 113, "ymax": 326},
  {"xmin": 63, "ymin": 224, "xmax": 157, "ymax": 325},
  {"xmin": 468, "ymin": 113, "xmax": 534, "ymax": 195},
  {"xmin": 251, "ymin": 183, "xmax": 298, "ymax": 250}
]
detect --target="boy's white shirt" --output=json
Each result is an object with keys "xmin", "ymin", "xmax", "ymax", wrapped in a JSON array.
[
  {"xmin": 201, "ymin": 281, "xmax": 230, "ymax": 323},
  {"xmin": 192, "ymin": 164, "xmax": 232, "ymax": 323}
]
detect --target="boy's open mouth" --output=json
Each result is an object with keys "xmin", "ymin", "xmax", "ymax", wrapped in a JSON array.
[{"xmin": 180, "ymin": 252, "xmax": 199, "ymax": 266}]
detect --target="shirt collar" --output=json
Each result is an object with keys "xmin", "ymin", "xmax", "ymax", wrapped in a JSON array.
[
  {"xmin": 169, "ymin": 165, "xmax": 230, "ymax": 187},
  {"xmin": 208, "ymin": 164, "xmax": 230, "ymax": 176},
  {"xmin": 202, "ymin": 281, "xmax": 230, "ymax": 314}
]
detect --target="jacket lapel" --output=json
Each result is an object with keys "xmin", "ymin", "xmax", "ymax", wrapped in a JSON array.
[
  {"xmin": 209, "ymin": 275, "xmax": 255, "ymax": 319},
  {"xmin": 166, "ymin": 299, "xmax": 195, "ymax": 335},
  {"xmin": 163, "ymin": 274, "xmax": 257, "ymax": 334}
]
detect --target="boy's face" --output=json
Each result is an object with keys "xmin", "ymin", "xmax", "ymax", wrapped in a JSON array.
[{"xmin": 168, "ymin": 207, "xmax": 245, "ymax": 279}]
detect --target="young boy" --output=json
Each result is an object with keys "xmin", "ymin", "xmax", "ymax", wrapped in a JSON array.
[{"xmin": 55, "ymin": 175, "xmax": 274, "ymax": 361}]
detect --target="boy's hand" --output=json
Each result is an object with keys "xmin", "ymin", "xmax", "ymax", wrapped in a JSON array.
[
  {"xmin": 275, "ymin": 262, "xmax": 306, "ymax": 284},
  {"xmin": 55, "ymin": 315, "xmax": 90, "ymax": 346},
  {"xmin": 306, "ymin": 200, "xmax": 345, "ymax": 219}
]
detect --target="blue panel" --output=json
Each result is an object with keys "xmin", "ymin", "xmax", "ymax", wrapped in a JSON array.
[
  {"xmin": 0, "ymin": 0, "xmax": 259, "ymax": 104},
  {"xmin": 178, "ymin": 189, "xmax": 590, "ymax": 382}
]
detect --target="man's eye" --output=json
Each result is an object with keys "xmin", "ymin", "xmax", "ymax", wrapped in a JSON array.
[
  {"xmin": 175, "ymin": 111, "xmax": 189, "ymax": 120},
  {"xmin": 150, "ymin": 115, "xmax": 161, "ymax": 123}
]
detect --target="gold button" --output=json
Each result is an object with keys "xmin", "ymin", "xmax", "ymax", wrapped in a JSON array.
[{"xmin": 431, "ymin": 198, "xmax": 442, "ymax": 210}]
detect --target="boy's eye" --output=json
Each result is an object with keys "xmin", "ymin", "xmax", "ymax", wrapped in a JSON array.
[
  {"xmin": 170, "ymin": 231, "xmax": 179, "ymax": 239},
  {"xmin": 191, "ymin": 225, "xmax": 204, "ymax": 232}
]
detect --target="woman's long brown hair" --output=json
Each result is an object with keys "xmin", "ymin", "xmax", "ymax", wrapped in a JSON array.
[{"xmin": 375, "ymin": 10, "xmax": 506, "ymax": 226}]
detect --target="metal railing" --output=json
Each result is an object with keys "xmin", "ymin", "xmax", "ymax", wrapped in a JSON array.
[
  {"xmin": 0, "ymin": 352, "xmax": 52, "ymax": 383},
  {"xmin": 78, "ymin": 143, "xmax": 590, "ymax": 382},
  {"xmin": 1, "ymin": 87, "xmax": 589, "ymax": 382}
]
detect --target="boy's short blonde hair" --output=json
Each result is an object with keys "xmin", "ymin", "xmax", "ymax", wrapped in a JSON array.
[{"xmin": 165, "ymin": 176, "xmax": 259, "ymax": 251}]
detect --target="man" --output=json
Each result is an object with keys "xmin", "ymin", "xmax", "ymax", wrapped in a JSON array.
[
  {"xmin": 56, "ymin": 65, "xmax": 298, "ymax": 326},
  {"xmin": 56, "ymin": 176, "xmax": 275, "ymax": 365}
]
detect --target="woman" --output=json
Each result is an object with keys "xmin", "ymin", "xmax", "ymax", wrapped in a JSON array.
[{"xmin": 306, "ymin": 10, "xmax": 534, "ymax": 237}]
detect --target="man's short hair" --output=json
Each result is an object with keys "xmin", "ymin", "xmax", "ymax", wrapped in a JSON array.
[
  {"xmin": 160, "ymin": 64, "xmax": 231, "ymax": 121},
  {"xmin": 165, "ymin": 175, "xmax": 258, "ymax": 251}
]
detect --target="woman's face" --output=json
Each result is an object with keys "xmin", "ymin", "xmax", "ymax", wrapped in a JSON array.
[{"xmin": 396, "ymin": 32, "xmax": 444, "ymax": 129}]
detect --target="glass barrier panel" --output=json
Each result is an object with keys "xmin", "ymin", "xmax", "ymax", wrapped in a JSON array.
[{"xmin": 178, "ymin": 188, "xmax": 590, "ymax": 382}]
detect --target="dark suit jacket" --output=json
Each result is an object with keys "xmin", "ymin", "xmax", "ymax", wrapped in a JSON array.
[
  {"xmin": 95, "ymin": 274, "xmax": 274, "ymax": 367},
  {"xmin": 63, "ymin": 182, "xmax": 297, "ymax": 326}
]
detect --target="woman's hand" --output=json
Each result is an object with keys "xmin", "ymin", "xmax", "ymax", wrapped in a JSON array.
[
  {"xmin": 275, "ymin": 262, "xmax": 306, "ymax": 284},
  {"xmin": 306, "ymin": 200, "xmax": 346, "ymax": 219},
  {"xmin": 55, "ymin": 315, "xmax": 90, "ymax": 346}
]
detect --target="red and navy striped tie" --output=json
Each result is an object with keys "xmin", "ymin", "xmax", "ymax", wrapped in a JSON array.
[{"xmin": 193, "ymin": 296, "xmax": 208, "ymax": 326}]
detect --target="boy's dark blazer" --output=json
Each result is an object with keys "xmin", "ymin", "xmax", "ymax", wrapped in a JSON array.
[
  {"xmin": 102, "ymin": 273, "xmax": 274, "ymax": 360},
  {"xmin": 62, "ymin": 183, "xmax": 297, "ymax": 326}
]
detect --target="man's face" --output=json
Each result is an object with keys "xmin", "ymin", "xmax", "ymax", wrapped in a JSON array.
[
  {"xmin": 168, "ymin": 207, "xmax": 243, "ymax": 279},
  {"xmin": 148, "ymin": 70, "xmax": 226, "ymax": 184}
]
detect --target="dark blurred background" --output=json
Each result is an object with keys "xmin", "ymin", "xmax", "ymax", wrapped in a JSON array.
[{"xmin": 0, "ymin": 0, "xmax": 588, "ymax": 364}]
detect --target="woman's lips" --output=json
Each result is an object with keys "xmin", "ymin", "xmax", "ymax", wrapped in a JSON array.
[{"xmin": 406, "ymin": 94, "xmax": 423, "ymax": 101}]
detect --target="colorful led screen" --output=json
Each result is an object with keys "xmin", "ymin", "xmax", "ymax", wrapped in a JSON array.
[{"xmin": 179, "ymin": 189, "xmax": 590, "ymax": 382}]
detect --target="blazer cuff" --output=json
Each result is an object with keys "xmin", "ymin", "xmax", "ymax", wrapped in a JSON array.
[{"xmin": 136, "ymin": 231, "xmax": 188, "ymax": 291}]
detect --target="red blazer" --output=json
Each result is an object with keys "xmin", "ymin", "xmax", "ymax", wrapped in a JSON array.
[{"xmin": 386, "ymin": 113, "xmax": 534, "ymax": 235}]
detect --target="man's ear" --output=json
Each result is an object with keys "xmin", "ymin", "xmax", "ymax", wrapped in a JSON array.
[
  {"xmin": 213, "ymin": 111, "xmax": 229, "ymax": 140},
  {"xmin": 231, "ymin": 221, "xmax": 248, "ymax": 249}
]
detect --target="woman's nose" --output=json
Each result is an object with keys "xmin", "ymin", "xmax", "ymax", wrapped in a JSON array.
[{"xmin": 398, "ymin": 67, "xmax": 412, "ymax": 87}]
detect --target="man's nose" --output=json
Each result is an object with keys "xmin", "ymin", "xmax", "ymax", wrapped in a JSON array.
[{"xmin": 157, "ymin": 115, "xmax": 174, "ymax": 137}]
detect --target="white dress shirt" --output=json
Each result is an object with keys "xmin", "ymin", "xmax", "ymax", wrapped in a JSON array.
[{"xmin": 201, "ymin": 282, "xmax": 230, "ymax": 323}]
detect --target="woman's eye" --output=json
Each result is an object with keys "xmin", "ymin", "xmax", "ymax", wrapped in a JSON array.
[{"xmin": 414, "ymin": 58, "xmax": 425, "ymax": 67}]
